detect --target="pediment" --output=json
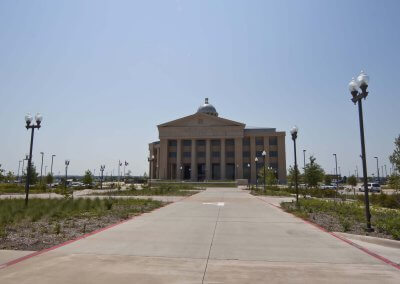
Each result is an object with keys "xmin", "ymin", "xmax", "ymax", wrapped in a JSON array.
[{"xmin": 158, "ymin": 113, "xmax": 245, "ymax": 128}]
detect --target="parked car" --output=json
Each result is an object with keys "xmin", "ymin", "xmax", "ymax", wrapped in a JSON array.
[
  {"xmin": 358, "ymin": 183, "xmax": 381, "ymax": 193},
  {"xmin": 320, "ymin": 185, "xmax": 336, "ymax": 190}
]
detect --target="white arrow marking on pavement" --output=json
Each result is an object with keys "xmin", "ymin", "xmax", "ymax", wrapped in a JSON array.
[{"xmin": 203, "ymin": 202, "xmax": 225, "ymax": 206}]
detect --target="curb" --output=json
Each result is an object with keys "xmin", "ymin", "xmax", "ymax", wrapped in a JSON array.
[
  {"xmin": 255, "ymin": 196, "xmax": 400, "ymax": 271},
  {"xmin": 0, "ymin": 194, "xmax": 194, "ymax": 270},
  {"xmin": 334, "ymin": 232, "xmax": 400, "ymax": 249}
]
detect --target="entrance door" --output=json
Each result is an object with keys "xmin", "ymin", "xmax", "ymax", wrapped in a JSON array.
[
  {"xmin": 197, "ymin": 164, "xmax": 205, "ymax": 181},
  {"xmin": 226, "ymin": 163, "xmax": 235, "ymax": 180},
  {"xmin": 184, "ymin": 165, "xmax": 191, "ymax": 180}
]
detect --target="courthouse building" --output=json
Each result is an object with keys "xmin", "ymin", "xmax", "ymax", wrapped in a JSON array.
[{"xmin": 148, "ymin": 99, "xmax": 287, "ymax": 184}]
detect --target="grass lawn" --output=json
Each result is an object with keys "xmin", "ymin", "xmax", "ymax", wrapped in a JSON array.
[
  {"xmin": 0, "ymin": 184, "xmax": 49, "ymax": 194},
  {"xmin": 90, "ymin": 184, "xmax": 201, "ymax": 196},
  {"xmin": 281, "ymin": 199, "xmax": 400, "ymax": 240},
  {"xmin": 250, "ymin": 186, "xmax": 293, "ymax": 197},
  {"xmin": 0, "ymin": 198, "xmax": 166, "ymax": 251}
]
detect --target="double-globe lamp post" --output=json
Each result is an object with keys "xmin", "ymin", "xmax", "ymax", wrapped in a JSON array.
[
  {"xmin": 100, "ymin": 165, "xmax": 105, "ymax": 189},
  {"xmin": 262, "ymin": 150, "xmax": 267, "ymax": 191},
  {"xmin": 64, "ymin": 160, "xmax": 70, "ymax": 189},
  {"xmin": 374, "ymin": 156, "xmax": 380, "ymax": 184},
  {"xmin": 24, "ymin": 113, "xmax": 43, "ymax": 206},
  {"xmin": 290, "ymin": 126, "xmax": 299, "ymax": 204},
  {"xmin": 348, "ymin": 70, "xmax": 373, "ymax": 231},
  {"xmin": 254, "ymin": 157, "xmax": 259, "ymax": 188},
  {"xmin": 148, "ymin": 155, "xmax": 155, "ymax": 188}
]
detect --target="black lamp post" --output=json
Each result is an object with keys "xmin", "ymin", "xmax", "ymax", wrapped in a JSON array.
[
  {"xmin": 374, "ymin": 157, "xmax": 380, "ymax": 184},
  {"xmin": 290, "ymin": 126, "xmax": 299, "ymax": 204},
  {"xmin": 64, "ymin": 160, "xmax": 70, "ymax": 189},
  {"xmin": 24, "ymin": 113, "xmax": 43, "ymax": 206},
  {"xmin": 100, "ymin": 165, "xmax": 105, "ymax": 189},
  {"xmin": 255, "ymin": 157, "xmax": 259, "ymax": 189},
  {"xmin": 247, "ymin": 163, "xmax": 250, "ymax": 188},
  {"xmin": 50, "ymin": 154, "xmax": 56, "ymax": 177},
  {"xmin": 17, "ymin": 160, "xmax": 22, "ymax": 184},
  {"xmin": 179, "ymin": 165, "xmax": 183, "ymax": 180},
  {"xmin": 303, "ymin": 149, "xmax": 306, "ymax": 172},
  {"xmin": 124, "ymin": 161, "xmax": 129, "ymax": 182},
  {"xmin": 40, "ymin": 152, "xmax": 44, "ymax": 184},
  {"xmin": 262, "ymin": 150, "xmax": 267, "ymax": 191},
  {"xmin": 148, "ymin": 155, "xmax": 155, "ymax": 188},
  {"xmin": 348, "ymin": 70, "xmax": 373, "ymax": 231}
]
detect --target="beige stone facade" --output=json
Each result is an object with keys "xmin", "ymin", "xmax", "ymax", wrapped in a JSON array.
[{"xmin": 148, "ymin": 99, "xmax": 286, "ymax": 184}]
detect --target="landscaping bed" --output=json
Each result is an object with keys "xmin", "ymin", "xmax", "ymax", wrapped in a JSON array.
[
  {"xmin": 250, "ymin": 186, "xmax": 292, "ymax": 197},
  {"xmin": 90, "ymin": 184, "xmax": 201, "ymax": 196},
  {"xmin": 281, "ymin": 199, "xmax": 400, "ymax": 240},
  {"xmin": 0, "ymin": 198, "xmax": 166, "ymax": 251}
]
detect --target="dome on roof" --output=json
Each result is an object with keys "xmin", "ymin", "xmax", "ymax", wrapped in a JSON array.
[{"xmin": 197, "ymin": 98, "xmax": 218, "ymax": 116}]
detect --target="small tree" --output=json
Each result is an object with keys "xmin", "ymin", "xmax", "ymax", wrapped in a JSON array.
[
  {"xmin": 0, "ymin": 165, "xmax": 4, "ymax": 182},
  {"xmin": 258, "ymin": 166, "xmax": 278, "ymax": 187},
  {"xmin": 46, "ymin": 173, "xmax": 54, "ymax": 185},
  {"xmin": 287, "ymin": 166, "xmax": 300, "ymax": 188},
  {"xmin": 388, "ymin": 173, "xmax": 400, "ymax": 192},
  {"xmin": 82, "ymin": 170, "xmax": 93, "ymax": 186},
  {"xmin": 347, "ymin": 175, "xmax": 357, "ymax": 196},
  {"xmin": 23, "ymin": 163, "xmax": 39, "ymax": 185},
  {"xmin": 304, "ymin": 156, "xmax": 325, "ymax": 187},
  {"xmin": 6, "ymin": 171, "xmax": 15, "ymax": 183},
  {"xmin": 324, "ymin": 175, "xmax": 332, "ymax": 185},
  {"xmin": 389, "ymin": 135, "xmax": 400, "ymax": 171}
]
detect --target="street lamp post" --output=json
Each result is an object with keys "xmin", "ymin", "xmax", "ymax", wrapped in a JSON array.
[
  {"xmin": 374, "ymin": 157, "xmax": 380, "ymax": 184},
  {"xmin": 290, "ymin": 126, "xmax": 299, "ymax": 204},
  {"xmin": 179, "ymin": 166, "xmax": 183, "ymax": 180},
  {"xmin": 40, "ymin": 152, "xmax": 44, "ymax": 184},
  {"xmin": 247, "ymin": 163, "xmax": 250, "ymax": 188},
  {"xmin": 262, "ymin": 150, "xmax": 267, "ymax": 191},
  {"xmin": 64, "ymin": 160, "xmax": 70, "ymax": 189},
  {"xmin": 124, "ymin": 161, "xmax": 129, "ymax": 182},
  {"xmin": 17, "ymin": 160, "xmax": 22, "ymax": 184},
  {"xmin": 384, "ymin": 164, "xmax": 387, "ymax": 178},
  {"xmin": 148, "ymin": 155, "xmax": 155, "ymax": 189},
  {"xmin": 100, "ymin": 165, "xmax": 105, "ymax": 190},
  {"xmin": 333, "ymin": 154, "xmax": 338, "ymax": 190},
  {"xmin": 254, "ymin": 157, "xmax": 259, "ymax": 188},
  {"xmin": 348, "ymin": 70, "xmax": 373, "ymax": 231},
  {"xmin": 50, "ymin": 154, "xmax": 56, "ymax": 177},
  {"xmin": 24, "ymin": 113, "xmax": 43, "ymax": 206},
  {"xmin": 303, "ymin": 150, "xmax": 306, "ymax": 172}
]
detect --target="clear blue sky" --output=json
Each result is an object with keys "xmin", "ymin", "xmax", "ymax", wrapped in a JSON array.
[{"xmin": 1, "ymin": 0, "xmax": 399, "ymax": 177}]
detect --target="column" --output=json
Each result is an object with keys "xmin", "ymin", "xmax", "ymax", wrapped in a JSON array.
[
  {"xmin": 159, "ymin": 139, "xmax": 168, "ymax": 179},
  {"xmin": 220, "ymin": 138, "xmax": 226, "ymax": 180},
  {"xmin": 191, "ymin": 139, "xmax": 197, "ymax": 181},
  {"xmin": 148, "ymin": 146, "xmax": 153, "ymax": 179},
  {"xmin": 156, "ymin": 147, "xmax": 160, "ymax": 179},
  {"xmin": 264, "ymin": 136, "xmax": 270, "ymax": 167},
  {"xmin": 206, "ymin": 139, "xmax": 211, "ymax": 180},
  {"xmin": 235, "ymin": 137, "xmax": 243, "ymax": 179},
  {"xmin": 250, "ymin": 136, "xmax": 256, "ymax": 184},
  {"xmin": 277, "ymin": 135, "xmax": 287, "ymax": 184},
  {"xmin": 176, "ymin": 139, "xmax": 182, "ymax": 180}
]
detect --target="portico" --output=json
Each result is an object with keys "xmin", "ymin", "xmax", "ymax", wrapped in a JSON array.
[{"xmin": 149, "ymin": 99, "xmax": 286, "ymax": 184}]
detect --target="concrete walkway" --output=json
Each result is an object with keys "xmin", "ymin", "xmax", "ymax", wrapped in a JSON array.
[{"xmin": 0, "ymin": 187, "xmax": 399, "ymax": 283}]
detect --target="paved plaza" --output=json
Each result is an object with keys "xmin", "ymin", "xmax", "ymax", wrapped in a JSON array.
[{"xmin": 0, "ymin": 187, "xmax": 399, "ymax": 283}]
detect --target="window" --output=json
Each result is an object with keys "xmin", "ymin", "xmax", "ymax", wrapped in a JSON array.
[
  {"xmin": 270, "ymin": 162, "xmax": 278, "ymax": 169},
  {"xmin": 226, "ymin": 151, "xmax": 235, "ymax": 158},
  {"xmin": 269, "ymin": 151, "xmax": 278, "ymax": 157},
  {"xmin": 211, "ymin": 140, "xmax": 220, "ymax": 146},
  {"xmin": 183, "ymin": 140, "xmax": 191, "ymax": 147},
  {"xmin": 243, "ymin": 138, "xmax": 250, "ymax": 146},
  {"xmin": 269, "ymin": 137, "xmax": 278, "ymax": 145},
  {"xmin": 197, "ymin": 152, "xmax": 205, "ymax": 158},
  {"xmin": 212, "ymin": 151, "xmax": 220, "ymax": 158},
  {"xmin": 183, "ymin": 152, "xmax": 191, "ymax": 158},
  {"xmin": 226, "ymin": 139, "xmax": 234, "ymax": 146},
  {"xmin": 256, "ymin": 151, "xmax": 263, "ymax": 157},
  {"xmin": 255, "ymin": 137, "xmax": 264, "ymax": 145},
  {"xmin": 168, "ymin": 152, "xmax": 177, "ymax": 158},
  {"xmin": 197, "ymin": 140, "xmax": 205, "ymax": 146},
  {"xmin": 243, "ymin": 151, "xmax": 250, "ymax": 157},
  {"xmin": 168, "ymin": 140, "xmax": 177, "ymax": 146}
]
